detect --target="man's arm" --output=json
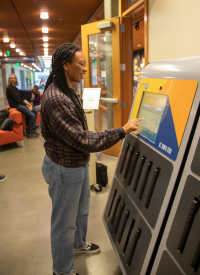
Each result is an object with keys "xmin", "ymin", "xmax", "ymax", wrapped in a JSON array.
[{"xmin": 23, "ymin": 99, "xmax": 32, "ymax": 107}]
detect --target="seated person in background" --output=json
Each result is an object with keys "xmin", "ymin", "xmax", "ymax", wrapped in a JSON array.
[
  {"xmin": 6, "ymin": 74, "xmax": 39, "ymax": 139},
  {"xmin": 30, "ymin": 85, "xmax": 41, "ymax": 111}
]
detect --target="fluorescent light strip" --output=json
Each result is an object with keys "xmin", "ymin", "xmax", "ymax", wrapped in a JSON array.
[
  {"xmin": 32, "ymin": 63, "xmax": 42, "ymax": 71},
  {"xmin": 40, "ymin": 12, "xmax": 49, "ymax": 19},
  {"xmin": 3, "ymin": 38, "xmax": 9, "ymax": 43},
  {"xmin": 42, "ymin": 28, "xmax": 48, "ymax": 33},
  {"xmin": 10, "ymin": 43, "xmax": 15, "ymax": 48}
]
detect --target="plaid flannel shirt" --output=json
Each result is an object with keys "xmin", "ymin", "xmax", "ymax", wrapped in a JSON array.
[{"xmin": 41, "ymin": 81, "xmax": 125, "ymax": 167}]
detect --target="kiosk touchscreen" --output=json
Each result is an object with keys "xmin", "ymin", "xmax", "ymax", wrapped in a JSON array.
[{"xmin": 137, "ymin": 92, "xmax": 168, "ymax": 144}]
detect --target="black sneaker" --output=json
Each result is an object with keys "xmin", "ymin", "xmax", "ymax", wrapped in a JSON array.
[
  {"xmin": 26, "ymin": 133, "xmax": 39, "ymax": 139},
  {"xmin": 0, "ymin": 175, "xmax": 6, "ymax": 182},
  {"xmin": 53, "ymin": 271, "xmax": 80, "ymax": 275},
  {"xmin": 31, "ymin": 129, "xmax": 40, "ymax": 136},
  {"xmin": 75, "ymin": 243, "xmax": 100, "ymax": 254}
]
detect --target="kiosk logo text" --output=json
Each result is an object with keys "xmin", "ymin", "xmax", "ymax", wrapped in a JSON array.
[{"xmin": 159, "ymin": 142, "xmax": 172, "ymax": 155}]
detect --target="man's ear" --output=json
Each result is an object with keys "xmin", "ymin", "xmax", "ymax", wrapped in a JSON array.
[{"xmin": 63, "ymin": 62, "xmax": 69, "ymax": 71}]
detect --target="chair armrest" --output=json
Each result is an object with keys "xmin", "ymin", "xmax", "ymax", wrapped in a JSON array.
[
  {"xmin": 9, "ymin": 109, "xmax": 23, "ymax": 124},
  {"xmin": 8, "ymin": 109, "xmax": 23, "ymax": 138}
]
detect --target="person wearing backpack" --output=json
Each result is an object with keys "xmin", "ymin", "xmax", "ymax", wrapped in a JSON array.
[{"xmin": 6, "ymin": 74, "xmax": 39, "ymax": 139}]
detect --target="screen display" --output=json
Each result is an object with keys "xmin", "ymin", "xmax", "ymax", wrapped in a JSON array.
[{"xmin": 137, "ymin": 92, "xmax": 168, "ymax": 143}]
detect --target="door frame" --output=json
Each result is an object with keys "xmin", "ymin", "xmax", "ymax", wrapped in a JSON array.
[{"xmin": 81, "ymin": 17, "xmax": 122, "ymax": 157}]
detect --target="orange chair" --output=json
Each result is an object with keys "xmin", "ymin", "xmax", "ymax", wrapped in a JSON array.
[
  {"xmin": 0, "ymin": 109, "xmax": 24, "ymax": 146},
  {"xmin": 6, "ymin": 105, "xmax": 41, "ymax": 134}
]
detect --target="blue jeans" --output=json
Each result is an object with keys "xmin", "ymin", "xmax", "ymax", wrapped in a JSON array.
[
  {"xmin": 17, "ymin": 105, "xmax": 38, "ymax": 134},
  {"xmin": 42, "ymin": 154, "xmax": 90, "ymax": 275}
]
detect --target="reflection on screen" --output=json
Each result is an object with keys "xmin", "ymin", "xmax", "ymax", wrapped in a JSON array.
[{"xmin": 137, "ymin": 92, "xmax": 168, "ymax": 143}]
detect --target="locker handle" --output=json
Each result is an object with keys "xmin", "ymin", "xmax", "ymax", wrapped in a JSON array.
[
  {"xmin": 118, "ymin": 210, "xmax": 130, "ymax": 244},
  {"xmin": 127, "ymin": 228, "xmax": 142, "ymax": 267},
  {"xmin": 191, "ymin": 240, "xmax": 200, "ymax": 272},
  {"xmin": 122, "ymin": 219, "xmax": 135, "ymax": 255},
  {"xmin": 144, "ymin": 166, "xmax": 161, "ymax": 209},
  {"xmin": 133, "ymin": 155, "xmax": 146, "ymax": 193},
  {"xmin": 120, "ymin": 143, "xmax": 130, "ymax": 173},
  {"xmin": 110, "ymin": 195, "xmax": 121, "ymax": 226},
  {"xmin": 138, "ymin": 160, "xmax": 153, "ymax": 201},
  {"xmin": 114, "ymin": 203, "xmax": 125, "ymax": 234},
  {"xmin": 177, "ymin": 196, "xmax": 200, "ymax": 253},
  {"xmin": 126, "ymin": 151, "xmax": 140, "ymax": 186},
  {"xmin": 123, "ymin": 147, "xmax": 135, "ymax": 179},
  {"xmin": 107, "ymin": 189, "xmax": 117, "ymax": 218}
]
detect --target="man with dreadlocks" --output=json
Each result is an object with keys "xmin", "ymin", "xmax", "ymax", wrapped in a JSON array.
[{"xmin": 41, "ymin": 43, "xmax": 143, "ymax": 275}]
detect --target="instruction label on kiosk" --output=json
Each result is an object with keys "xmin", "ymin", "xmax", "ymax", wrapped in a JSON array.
[{"xmin": 131, "ymin": 78, "xmax": 198, "ymax": 160}]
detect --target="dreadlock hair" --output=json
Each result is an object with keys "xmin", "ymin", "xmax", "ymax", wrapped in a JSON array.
[{"xmin": 45, "ymin": 43, "xmax": 86, "ymax": 130}]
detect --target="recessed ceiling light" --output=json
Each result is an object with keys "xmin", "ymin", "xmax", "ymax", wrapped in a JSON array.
[
  {"xmin": 4, "ymin": 54, "xmax": 7, "ymax": 57},
  {"xmin": 16, "ymin": 48, "xmax": 20, "ymax": 52},
  {"xmin": 42, "ymin": 28, "xmax": 49, "ymax": 33},
  {"xmin": 44, "ymin": 48, "xmax": 48, "ymax": 52},
  {"xmin": 3, "ymin": 38, "xmax": 9, "ymax": 43},
  {"xmin": 0, "ymin": 52, "xmax": 2, "ymax": 56},
  {"xmin": 59, "ymin": 18, "xmax": 62, "ymax": 21},
  {"xmin": 44, "ymin": 43, "xmax": 48, "ymax": 48},
  {"xmin": 40, "ymin": 12, "xmax": 49, "ymax": 19},
  {"xmin": 21, "ymin": 63, "xmax": 24, "ymax": 66},
  {"xmin": 43, "ymin": 37, "xmax": 48, "ymax": 42},
  {"xmin": 19, "ymin": 52, "xmax": 23, "ymax": 55},
  {"xmin": 104, "ymin": 37, "xmax": 106, "ymax": 41},
  {"xmin": 10, "ymin": 43, "xmax": 15, "ymax": 48}
]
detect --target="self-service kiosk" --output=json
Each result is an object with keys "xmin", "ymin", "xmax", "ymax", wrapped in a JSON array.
[{"xmin": 103, "ymin": 56, "xmax": 200, "ymax": 275}]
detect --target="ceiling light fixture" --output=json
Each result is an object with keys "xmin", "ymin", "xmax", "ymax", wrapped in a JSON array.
[
  {"xmin": 4, "ymin": 54, "xmax": 7, "ymax": 57},
  {"xmin": 32, "ymin": 63, "xmax": 42, "ymax": 72},
  {"xmin": 43, "ymin": 37, "xmax": 48, "ymax": 42},
  {"xmin": 0, "ymin": 52, "xmax": 2, "ymax": 56},
  {"xmin": 19, "ymin": 52, "xmax": 23, "ymax": 55},
  {"xmin": 43, "ymin": 43, "xmax": 48, "ymax": 48},
  {"xmin": 135, "ymin": 21, "xmax": 140, "ymax": 31},
  {"xmin": 40, "ymin": 12, "xmax": 49, "ymax": 19},
  {"xmin": 42, "ymin": 27, "xmax": 49, "ymax": 33},
  {"xmin": 16, "ymin": 48, "xmax": 20, "ymax": 52},
  {"xmin": 21, "ymin": 63, "xmax": 24, "ymax": 66},
  {"xmin": 44, "ymin": 48, "xmax": 48, "ymax": 52},
  {"xmin": 3, "ymin": 38, "xmax": 9, "ymax": 43},
  {"xmin": 104, "ymin": 37, "xmax": 106, "ymax": 41},
  {"xmin": 10, "ymin": 43, "xmax": 15, "ymax": 48}
]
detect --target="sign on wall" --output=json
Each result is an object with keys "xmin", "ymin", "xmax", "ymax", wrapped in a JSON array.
[{"xmin": 3, "ymin": 55, "xmax": 36, "ymax": 64}]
